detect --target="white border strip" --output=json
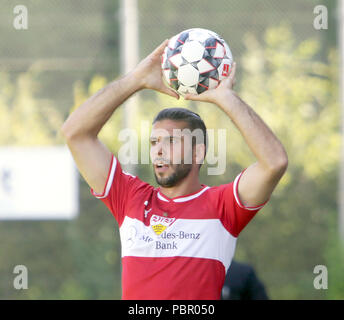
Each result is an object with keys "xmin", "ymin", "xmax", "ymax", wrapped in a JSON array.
[
  {"xmin": 157, "ymin": 192, "xmax": 169, "ymax": 202},
  {"xmin": 120, "ymin": 216, "xmax": 237, "ymax": 271},
  {"xmin": 157, "ymin": 186, "xmax": 210, "ymax": 203},
  {"xmin": 173, "ymin": 186, "xmax": 210, "ymax": 202},
  {"xmin": 94, "ymin": 156, "xmax": 117, "ymax": 199},
  {"xmin": 233, "ymin": 171, "xmax": 266, "ymax": 211}
]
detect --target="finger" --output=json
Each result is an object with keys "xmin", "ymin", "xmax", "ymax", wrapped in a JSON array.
[
  {"xmin": 222, "ymin": 62, "xmax": 236, "ymax": 88},
  {"xmin": 184, "ymin": 92, "xmax": 210, "ymax": 101},
  {"xmin": 229, "ymin": 62, "xmax": 237, "ymax": 79},
  {"xmin": 184, "ymin": 93, "xmax": 200, "ymax": 101},
  {"xmin": 152, "ymin": 39, "xmax": 169, "ymax": 57},
  {"xmin": 159, "ymin": 85, "xmax": 180, "ymax": 99},
  {"xmin": 167, "ymin": 89, "xmax": 180, "ymax": 100}
]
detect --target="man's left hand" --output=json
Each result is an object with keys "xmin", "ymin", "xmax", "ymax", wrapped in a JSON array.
[{"xmin": 184, "ymin": 62, "xmax": 237, "ymax": 104}]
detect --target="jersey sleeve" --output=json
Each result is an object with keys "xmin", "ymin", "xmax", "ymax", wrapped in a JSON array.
[
  {"xmin": 217, "ymin": 170, "xmax": 269, "ymax": 237},
  {"xmin": 90, "ymin": 154, "xmax": 147, "ymax": 226}
]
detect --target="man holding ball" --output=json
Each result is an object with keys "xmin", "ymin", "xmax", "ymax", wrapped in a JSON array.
[{"xmin": 61, "ymin": 39, "xmax": 288, "ymax": 299}]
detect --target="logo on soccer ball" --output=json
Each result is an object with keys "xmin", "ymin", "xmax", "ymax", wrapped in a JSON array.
[
  {"xmin": 222, "ymin": 64, "xmax": 230, "ymax": 77},
  {"xmin": 161, "ymin": 28, "xmax": 233, "ymax": 96},
  {"xmin": 150, "ymin": 214, "xmax": 176, "ymax": 236}
]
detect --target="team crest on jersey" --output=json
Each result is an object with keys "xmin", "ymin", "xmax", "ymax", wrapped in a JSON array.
[{"xmin": 150, "ymin": 214, "xmax": 176, "ymax": 236}]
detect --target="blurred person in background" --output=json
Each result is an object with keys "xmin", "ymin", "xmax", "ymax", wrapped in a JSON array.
[
  {"xmin": 222, "ymin": 260, "xmax": 269, "ymax": 300},
  {"xmin": 61, "ymin": 39, "xmax": 288, "ymax": 299}
]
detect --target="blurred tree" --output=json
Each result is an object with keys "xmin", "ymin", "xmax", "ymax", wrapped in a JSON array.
[
  {"xmin": 0, "ymin": 70, "xmax": 72, "ymax": 299},
  {"xmin": 0, "ymin": 71, "xmax": 63, "ymax": 145},
  {"xmin": 233, "ymin": 23, "xmax": 339, "ymax": 299},
  {"xmin": 325, "ymin": 210, "xmax": 344, "ymax": 299},
  {"xmin": 0, "ymin": 0, "xmax": 123, "ymax": 300},
  {"xmin": 0, "ymin": 71, "xmax": 121, "ymax": 299}
]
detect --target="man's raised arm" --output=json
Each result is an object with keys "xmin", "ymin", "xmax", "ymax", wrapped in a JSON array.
[
  {"xmin": 184, "ymin": 62, "xmax": 288, "ymax": 207},
  {"xmin": 61, "ymin": 39, "xmax": 179, "ymax": 194}
]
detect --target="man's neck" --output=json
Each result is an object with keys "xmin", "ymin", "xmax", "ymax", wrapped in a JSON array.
[{"xmin": 159, "ymin": 178, "xmax": 202, "ymax": 199}]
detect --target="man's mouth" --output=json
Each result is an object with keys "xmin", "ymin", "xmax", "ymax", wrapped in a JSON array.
[{"xmin": 154, "ymin": 162, "xmax": 170, "ymax": 172}]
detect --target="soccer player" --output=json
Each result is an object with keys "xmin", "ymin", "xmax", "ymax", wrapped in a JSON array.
[{"xmin": 61, "ymin": 39, "xmax": 288, "ymax": 300}]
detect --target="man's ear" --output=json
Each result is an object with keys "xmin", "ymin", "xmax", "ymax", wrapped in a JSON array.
[{"xmin": 194, "ymin": 143, "xmax": 206, "ymax": 165}]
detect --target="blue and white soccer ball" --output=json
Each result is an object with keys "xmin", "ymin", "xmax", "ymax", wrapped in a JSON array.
[{"xmin": 161, "ymin": 28, "xmax": 233, "ymax": 96}]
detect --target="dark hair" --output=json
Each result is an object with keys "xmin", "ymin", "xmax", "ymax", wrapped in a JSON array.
[{"xmin": 152, "ymin": 107, "xmax": 208, "ymax": 160}]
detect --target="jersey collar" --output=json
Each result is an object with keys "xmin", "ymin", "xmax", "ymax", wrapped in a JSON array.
[{"xmin": 157, "ymin": 185, "xmax": 210, "ymax": 203}]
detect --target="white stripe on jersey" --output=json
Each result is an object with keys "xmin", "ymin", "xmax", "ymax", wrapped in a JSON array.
[
  {"xmin": 94, "ymin": 156, "xmax": 117, "ymax": 199},
  {"xmin": 233, "ymin": 171, "xmax": 266, "ymax": 211},
  {"xmin": 120, "ymin": 216, "xmax": 237, "ymax": 271},
  {"xmin": 171, "ymin": 186, "xmax": 210, "ymax": 202}
]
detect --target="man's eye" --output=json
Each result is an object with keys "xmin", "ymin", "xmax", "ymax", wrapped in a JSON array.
[{"xmin": 150, "ymin": 140, "xmax": 157, "ymax": 145}]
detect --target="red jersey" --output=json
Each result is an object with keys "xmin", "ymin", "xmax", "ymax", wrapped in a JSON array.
[{"xmin": 91, "ymin": 155, "xmax": 267, "ymax": 300}]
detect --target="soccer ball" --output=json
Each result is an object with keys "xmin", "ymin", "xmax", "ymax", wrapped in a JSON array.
[{"xmin": 161, "ymin": 28, "xmax": 233, "ymax": 96}]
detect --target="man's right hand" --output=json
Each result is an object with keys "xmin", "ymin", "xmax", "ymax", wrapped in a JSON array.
[
  {"xmin": 62, "ymin": 39, "xmax": 179, "ymax": 196},
  {"xmin": 133, "ymin": 39, "xmax": 179, "ymax": 99}
]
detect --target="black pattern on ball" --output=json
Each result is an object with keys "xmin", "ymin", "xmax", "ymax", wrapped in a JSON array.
[{"xmin": 162, "ymin": 28, "xmax": 233, "ymax": 96}]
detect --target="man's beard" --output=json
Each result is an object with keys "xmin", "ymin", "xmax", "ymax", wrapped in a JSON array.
[{"xmin": 154, "ymin": 163, "xmax": 192, "ymax": 187}]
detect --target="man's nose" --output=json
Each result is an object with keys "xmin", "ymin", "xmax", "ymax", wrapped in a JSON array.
[
  {"xmin": 157, "ymin": 144, "xmax": 163, "ymax": 155},
  {"xmin": 156, "ymin": 140, "xmax": 169, "ymax": 157},
  {"xmin": 151, "ymin": 141, "xmax": 163, "ymax": 157}
]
